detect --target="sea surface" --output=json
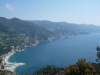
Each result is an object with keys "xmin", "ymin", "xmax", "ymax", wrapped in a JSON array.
[{"xmin": 9, "ymin": 33, "xmax": 100, "ymax": 74}]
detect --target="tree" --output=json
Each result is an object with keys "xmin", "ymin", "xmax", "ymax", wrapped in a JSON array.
[
  {"xmin": 1, "ymin": 65, "xmax": 4, "ymax": 69},
  {"xmin": 33, "ymin": 59, "xmax": 98, "ymax": 75},
  {"xmin": 64, "ymin": 59, "xmax": 98, "ymax": 75},
  {"xmin": 96, "ymin": 46, "xmax": 100, "ymax": 51},
  {"xmin": 24, "ymin": 72, "xmax": 28, "ymax": 75},
  {"xmin": 96, "ymin": 46, "xmax": 100, "ymax": 62}
]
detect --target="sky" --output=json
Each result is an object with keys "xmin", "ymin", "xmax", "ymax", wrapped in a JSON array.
[{"xmin": 0, "ymin": 0, "xmax": 100, "ymax": 25}]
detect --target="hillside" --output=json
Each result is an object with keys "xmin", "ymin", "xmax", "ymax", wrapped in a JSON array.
[
  {"xmin": 0, "ymin": 17, "xmax": 56, "ymax": 39},
  {"xmin": 30, "ymin": 20, "xmax": 77, "ymax": 38},
  {"xmin": 1, "ymin": 17, "xmax": 100, "ymax": 55},
  {"xmin": 0, "ymin": 17, "xmax": 100, "ymax": 75},
  {"xmin": 33, "ymin": 59, "xmax": 99, "ymax": 75},
  {"xmin": 31, "ymin": 20, "xmax": 100, "ymax": 37},
  {"xmin": 0, "ymin": 17, "xmax": 56, "ymax": 55}
]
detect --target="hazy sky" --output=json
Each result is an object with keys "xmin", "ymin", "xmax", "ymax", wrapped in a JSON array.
[{"xmin": 0, "ymin": 0, "xmax": 100, "ymax": 25}]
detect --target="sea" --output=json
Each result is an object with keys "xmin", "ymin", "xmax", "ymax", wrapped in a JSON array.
[{"xmin": 8, "ymin": 33, "xmax": 100, "ymax": 74}]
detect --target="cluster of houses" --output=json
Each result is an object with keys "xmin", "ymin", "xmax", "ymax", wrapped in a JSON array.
[
  {"xmin": 0, "ymin": 46, "xmax": 17, "ymax": 70},
  {"xmin": 0, "ymin": 55, "xmax": 5, "ymax": 70}
]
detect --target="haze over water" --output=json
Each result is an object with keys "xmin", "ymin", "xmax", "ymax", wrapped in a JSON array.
[{"xmin": 9, "ymin": 33, "xmax": 100, "ymax": 74}]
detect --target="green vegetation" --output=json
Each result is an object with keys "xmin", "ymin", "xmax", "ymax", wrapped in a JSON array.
[
  {"xmin": 96, "ymin": 46, "xmax": 100, "ymax": 62},
  {"xmin": 33, "ymin": 59, "xmax": 99, "ymax": 75},
  {"xmin": 33, "ymin": 65, "xmax": 61, "ymax": 75},
  {"xmin": 0, "ymin": 33, "xmax": 30, "ymax": 55},
  {"xmin": 0, "ymin": 17, "xmax": 57, "ymax": 75},
  {"xmin": 32, "ymin": 46, "xmax": 100, "ymax": 75},
  {"xmin": 0, "ymin": 17, "xmax": 56, "ymax": 39},
  {"xmin": 1, "ymin": 17, "xmax": 100, "ymax": 75},
  {"xmin": 31, "ymin": 20, "xmax": 100, "ymax": 37},
  {"xmin": 0, "ymin": 70, "xmax": 17, "ymax": 75},
  {"xmin": 0, "ymin": 17, "xmax": 56, "ymax": 55},
  {"xmin": 31, "ymin": 20, "xmax": 78, "ymax": 37}
]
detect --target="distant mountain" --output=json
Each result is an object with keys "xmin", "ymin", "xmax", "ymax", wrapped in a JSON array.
[
  {"xmin": 30, "ymin": 20, "xmax": 78, "ymax": 38},
  {"xmin": 31, "ymin": 20, "xmax": 100, "ymax": 37},
  {"xmin": 79, "ymin": 24, "xmax": 100, "ymax": 33}
]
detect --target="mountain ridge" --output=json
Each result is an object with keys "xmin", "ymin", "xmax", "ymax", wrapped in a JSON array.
[
  {"xmin": 30, "ymin": 20, "xmax": 100, "ymax": 37},
  {"xmin": 0, "ymin": 17, "xmax": 57, "ymax": 55}
]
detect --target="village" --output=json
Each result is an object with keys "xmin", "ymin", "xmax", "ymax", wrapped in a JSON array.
[{"xmin": 0, "ymin": 46, "xmax": 25, "ymax": 72}]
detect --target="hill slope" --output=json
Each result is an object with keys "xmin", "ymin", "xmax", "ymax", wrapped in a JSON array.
[
  {"xmin": 0, "ymin": 17, "xmax": 55, "ymax": 39},
  {"xmin": 0, "ymin": 17, "xmax": 56, "ymax": 55},
  {"xmin": 31, "ymin": 20, "xmax": 100, "ymax": 37}
]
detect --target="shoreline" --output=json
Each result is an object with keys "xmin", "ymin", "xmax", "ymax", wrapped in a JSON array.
[
  {"xmin": 2, "ymin": 36, "xmax": 73, "ymax": 72},
  {"xmin": 2, "ymin": 40, "xmax": 40, "ymax": 72},
  {"xmin": 2, "ymin": 36, "xmax": 70, "ymax": 72},
  {"xmin": 4, "ymin": 50, "xmax": 25, "ymax": 72}
]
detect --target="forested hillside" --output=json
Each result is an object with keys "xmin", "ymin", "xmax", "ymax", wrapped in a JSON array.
[
  {"xmin": 31, "ymin": 20, "xmax": 100, "ymax": 37},
  {"xmin": 1, "ymin": 17, "xmax": 100, "ymax": 75},
  {"xmin": 1, "ymin": 17, "xmax": 100, "ymax": 55},
  {"xmin": 0, "ymin": 17, "xmax": 56, "ymax": 55},
  {"xmin": 33, "ymin": 59, "xmax": 99, "ymax": 75},
  {"xmin": 31, "ymin": 20, "xmax": 77, "ymax": 38}
]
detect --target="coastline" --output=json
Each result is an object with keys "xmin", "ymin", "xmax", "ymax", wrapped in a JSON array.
[
  {"xmin": 2, "ymin": 40, "xmax": 39, "ymax": 72},
  {"xmin": 2, "ymin": 36, "xmax": 68, "ymax": 72},
  {"xmin": 4, "ymin": 50, "xmax": 25, "ymax": 72}
]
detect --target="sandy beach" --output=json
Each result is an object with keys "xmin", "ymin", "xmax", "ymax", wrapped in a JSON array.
[{"xmin": 4, "ymin": 51, "xmax": 25, "ymax": 72}]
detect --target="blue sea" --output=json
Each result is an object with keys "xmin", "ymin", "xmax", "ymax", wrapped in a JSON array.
[{"xmin": 9, "ymin": 33, "xmax": 100, "ymax": 74}]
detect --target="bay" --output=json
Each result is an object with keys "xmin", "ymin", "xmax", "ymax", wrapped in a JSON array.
[{"xmin": 9, "ymin": 33, "xmax": 100, "ymax": 74}]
